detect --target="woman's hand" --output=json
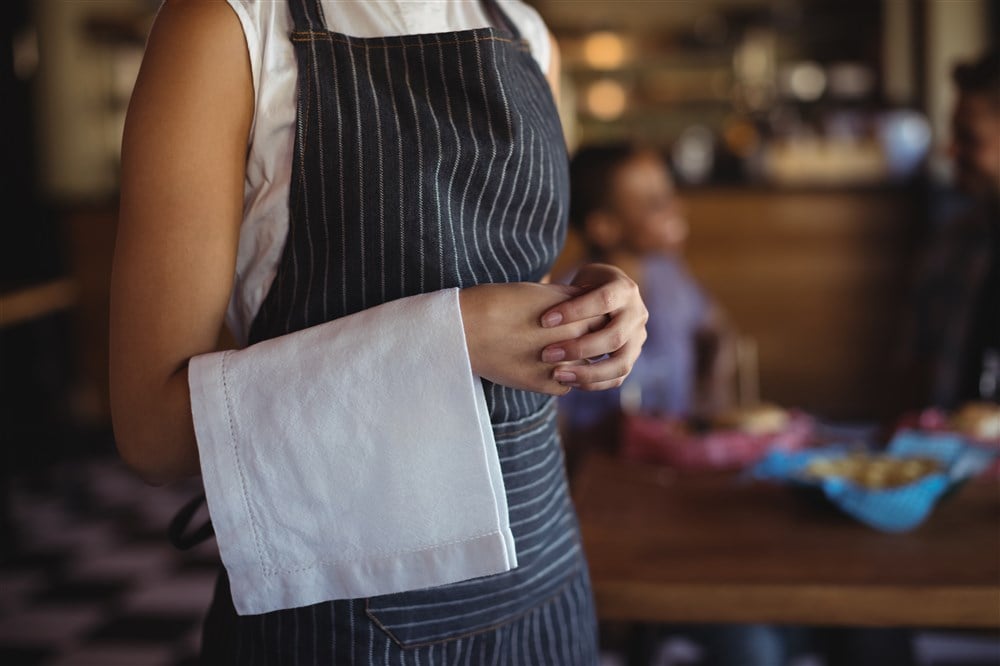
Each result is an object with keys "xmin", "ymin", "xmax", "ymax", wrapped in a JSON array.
[
  {"xmin": 537, "ymin": 263, "xmax": 649, "ymax": 391},
  {"xmin": 460, "ymin": 282, "xmax": 605, "ymax": 395}
]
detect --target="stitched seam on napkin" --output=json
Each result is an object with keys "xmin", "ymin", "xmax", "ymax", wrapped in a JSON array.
[
  {"xmin": 221, "ymin": 350, "xmax": 269, "ymax": 575},
  {"xmin": 261, "ymin": 529, "xmax": 505, "ymax": 577}
]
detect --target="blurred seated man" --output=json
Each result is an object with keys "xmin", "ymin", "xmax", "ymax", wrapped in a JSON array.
[
  {"xmin": 903, "ymin": 51, "xmax": 1000, "ymax": 409},
  {"xmin": 559, "ymin": 144, "xmax": 735, "ymax": 446}
]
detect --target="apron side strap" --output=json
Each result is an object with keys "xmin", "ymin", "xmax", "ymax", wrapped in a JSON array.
[{"xmin": 168, "ymin": 492, "xmax": 216, "ymax": 550}]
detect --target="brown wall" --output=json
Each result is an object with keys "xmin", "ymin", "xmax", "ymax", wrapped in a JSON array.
[
  {"xmin": 553, "ymin": 187, "xmax": 920, "ymax": 419},
  {"xmin": 684, "ymin": 188, "xmax": 918, "ymax": 419}
]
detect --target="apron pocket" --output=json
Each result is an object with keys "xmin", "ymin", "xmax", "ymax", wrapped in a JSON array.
[
  {"xmin": 367, "ymin": 401, "xmax": 581, "ymax": 648},
  {"xmin": 365, "ymin": 559, "xmax": 580, "ymax": 648}
]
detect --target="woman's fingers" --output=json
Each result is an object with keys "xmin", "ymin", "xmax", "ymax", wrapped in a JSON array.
[
  {"xmin": 533, "ymin": 360, "xmax": 589, "ymax": 395},
  {"xmin": 540, "ymin": 263, "xmax": 641, "ymax": 327},
  {"xmin": 543, "ymin": 306, "xmax": 647, "ymax": 360},
  {"xmin": 552, "ymin": 337, "xmax": 644, "ymax": 389},
  {"xmin": 545, "ymin": 315, "xmax": 627, "ymax": 361},
  {"xmin": 536, "ymin": 262, "xmax": 649, "ymax": 393},
  {"xmin": 540, "ymin": 284, "xmax": 615, "ymax": 327}
]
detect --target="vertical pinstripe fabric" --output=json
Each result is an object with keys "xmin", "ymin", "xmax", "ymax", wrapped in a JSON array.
[
  {"xmin": 200, "ymin": 1, "xmax": 597, "ymax": 663},
  {"xmin": 246, "ymin": 0, "xmax": 567, "ymax": 426}
]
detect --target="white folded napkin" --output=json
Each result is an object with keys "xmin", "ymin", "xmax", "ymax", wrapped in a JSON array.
[{"xmin": 188, "ymin": 288, "xmax": 516, "ymax": 615}]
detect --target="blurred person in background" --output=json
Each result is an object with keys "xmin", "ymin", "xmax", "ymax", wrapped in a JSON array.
[
  {"xmin": 902, "ymin": 50, "xmax": 1000, "ymax": 409},
  {"xmin": 839, "ymin": 51, "xmax": 1000, "ymax": 666},
  {"xmin": 559, "ymin": 144, "xmax": 735, "ymax": 442},
  {"xmin": 948, "ymin": 50, "xmax": 1000, "ymax": 404},
  {"xmin": 557, "ymin": 145, "xmax": 803, "ymax": 666}
]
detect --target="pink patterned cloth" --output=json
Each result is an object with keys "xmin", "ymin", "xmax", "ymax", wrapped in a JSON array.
[
  {"xmin": 620, "ymin": 411, "xmax": 815, "ymax": 470},
  {"xmin": 896, "ymin": 409, "xmax": 1000, "ymax": 475}
]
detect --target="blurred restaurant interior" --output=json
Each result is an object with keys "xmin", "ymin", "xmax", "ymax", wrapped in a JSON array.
[{"xmin": 1, "ymin": 0, "xmax": 999, "ymax": 665}]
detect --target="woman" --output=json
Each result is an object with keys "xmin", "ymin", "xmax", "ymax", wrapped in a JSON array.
[{"xmin": 110, "ymin": 0, "xmax": 647, "ymax": 663}]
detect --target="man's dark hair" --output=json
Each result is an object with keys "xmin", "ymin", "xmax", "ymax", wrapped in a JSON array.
[
  {"xmin": 953, "ymin": 50, "xmax": 1000, "ymax": 106},
  {"xmin": 568, "ymin": 143, "xmax": 642, "ymax": 232}
]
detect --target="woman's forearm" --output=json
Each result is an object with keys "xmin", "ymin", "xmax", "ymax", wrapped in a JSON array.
[{"xmin": 111, "ymin": 365, "xmax": 202, "ymax": 485}]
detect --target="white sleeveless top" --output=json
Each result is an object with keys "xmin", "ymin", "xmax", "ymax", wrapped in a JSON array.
[{"xmin": 224, "ymin": 0, "xmax": 551, "ymax": 343}]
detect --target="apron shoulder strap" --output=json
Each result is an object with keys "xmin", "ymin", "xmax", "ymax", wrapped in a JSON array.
[
  {"xmin": 480, "ymin": 0, "xmax": 523, "ymax": 40},
  {"xmin": 288, "ymin": 0, "xmax": 327, "ymax": 33}
]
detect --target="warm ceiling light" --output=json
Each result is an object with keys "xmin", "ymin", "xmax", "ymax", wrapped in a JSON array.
[
  {"xmin": 585, "ymin": 79, "xmax": 627, "ymax": 121},
  {"xmin": 788, "ymin": 61, "xmax": 827, "ymax": 101},
  {"xmin": 583, "ymin": 31, "xmax": 626, "ymax": 70}
]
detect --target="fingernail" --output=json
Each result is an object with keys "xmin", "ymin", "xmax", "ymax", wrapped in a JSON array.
[
  {"xmin": 542, "ymin": 347, "xmax": 566, "ymax": 363},
  {"xmin": 554, "ymin": 370, "xmax": 576, "ymax": 383},
  {"xmin": 542, "ymin": 312, "xmax": 562, "ymax": 328}
]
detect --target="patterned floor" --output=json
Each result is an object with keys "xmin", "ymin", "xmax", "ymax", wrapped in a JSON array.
[{"xmin": 1, "ymin": 456, "xmax": 219, "ymax": 666}]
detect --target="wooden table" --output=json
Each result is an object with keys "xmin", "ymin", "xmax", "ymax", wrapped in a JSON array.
[{"xmin": 572, "ymin": 453, "xmax": 1000, "ymax": 628}]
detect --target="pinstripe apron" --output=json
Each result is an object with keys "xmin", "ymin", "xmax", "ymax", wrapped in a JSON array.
[{"xmin": 200, "ymin": 0, "xmax": 598, "ymax": 663}]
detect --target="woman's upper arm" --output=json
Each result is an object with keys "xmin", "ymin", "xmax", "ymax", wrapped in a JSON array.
[{"xmin": 110, "ymin": 0, "xmax": 253, "ymax": 477}]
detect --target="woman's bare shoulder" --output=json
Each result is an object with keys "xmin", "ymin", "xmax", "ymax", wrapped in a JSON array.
[
  {"xmin": 148, "ymin": 0, "xmax": 248, "ymax": 43},
  {"xmin": 130, "ymin": 0, "xmax": 252, "ymax": 121}
]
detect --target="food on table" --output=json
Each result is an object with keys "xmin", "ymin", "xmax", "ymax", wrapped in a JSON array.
[
  {"xmin": 949, "ymin": 402, "xmax": 1000, "ymax": 441},
  {"xmin": 802, "ymin": 453, "xmax": 943, "ymax": 489},
  {"xmin": 713, "ymin": 403, "xmax": 790, "ymax": 436}
]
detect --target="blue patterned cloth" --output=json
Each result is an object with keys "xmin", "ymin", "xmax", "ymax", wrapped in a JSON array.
[{"xmin": 751, "ymin": 431, "xmax": 997, "ymax": 532}]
